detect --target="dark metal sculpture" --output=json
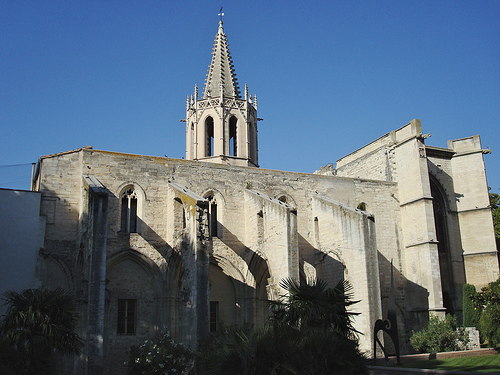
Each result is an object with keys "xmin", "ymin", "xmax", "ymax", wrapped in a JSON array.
[{"xmin": 373, "ymin": 260, "xmax": 400, "ymax": 365}]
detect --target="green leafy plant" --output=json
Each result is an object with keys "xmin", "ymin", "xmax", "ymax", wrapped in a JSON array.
[
  {"xmin": 127, "ymin": 331, "xmax": 194, "ymax": 375},
  {"xmin": 196, "ymin": 278, "xmax": 368, "ymax": 375},
  {"xmin": 490, "ymin": 187, "xmax": 500, "ymax": 249},
  {"xmin": 0, "ymin": 288, "xmax": 83, "ymax": 375},
  {"xmin": 463, "ymin": 284, "xmax": 481, "ymax": 328},
  {"xmin": 410, "ymin": 314, "xmax": 469, "ymax": 353},
  {"xmin": 470, "ymin": 277, "xmax": 500, "ymax": 347},
  {"xmin": 269, "ymin": 277, "xmax": 360, "ymax": 339}
]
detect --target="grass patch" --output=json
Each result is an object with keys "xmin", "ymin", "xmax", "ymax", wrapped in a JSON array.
[{"xmin": 402, "ymin": 354, "xmax": 500, "ymax": 373}]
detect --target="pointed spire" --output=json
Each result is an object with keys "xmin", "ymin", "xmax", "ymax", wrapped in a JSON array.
[{"xmin": 203, "ymin": 20, "xmax": 241, "ymax": 99}]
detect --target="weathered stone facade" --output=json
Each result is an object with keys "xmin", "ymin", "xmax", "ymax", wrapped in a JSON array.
[{"xmin": 32, "ymin": 20, "xmax": 498, "ymax": 375}]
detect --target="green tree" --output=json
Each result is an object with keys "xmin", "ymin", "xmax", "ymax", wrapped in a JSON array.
[
  {"xmin": 470, "ymin": 277, "xmax": 500, "ymax": 347},
  {"xmin": 463, "ymin": 284, "xmax": 481, "ymax": 328},
  {"xmin": 0, "ymin": 288, "xmax": 83, "ymax": 375},
  {"xmin": 269, "ymin": 277, "xmax": 360, "ymax": 339},
  {"xmin": 490, "ymin": 187, "xmax": 500, "ymax": 250},
  {"xmin": 196, "ymin": 278, "xmax": 368, "ymax": 375}
]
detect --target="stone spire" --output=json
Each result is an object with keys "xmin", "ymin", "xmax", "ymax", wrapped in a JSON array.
[{"xmin": 203, "ymin": 20, "xmax": 240, "ymax": 99}]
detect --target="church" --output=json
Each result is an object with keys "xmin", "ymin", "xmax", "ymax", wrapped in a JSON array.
[{"xmin": 31, "ymin": 19, "xmax": 498, "ymax": 374}]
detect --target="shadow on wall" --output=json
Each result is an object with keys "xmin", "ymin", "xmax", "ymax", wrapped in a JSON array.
[{"xmin": 377, "ymin": 254, "xmax": 429, "ymax": 355}]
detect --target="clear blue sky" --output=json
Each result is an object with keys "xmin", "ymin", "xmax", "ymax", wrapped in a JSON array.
[{"xmin": 1, "ymin": 1, "xmax": 499, "ymax": 193}]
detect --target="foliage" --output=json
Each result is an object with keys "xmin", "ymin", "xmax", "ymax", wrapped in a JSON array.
[
  {"xmin": 128, "ymin": 331, "xmax": 194, "ymax": 375},
  {"xmin": 0, "ymin": 288, "xmax": 83, "ymax": 375},
  {"xmin": 196, "ymin": 324, "xmax": 368, "ymax": 375},
  {"xmin": 196, "ymin": 324, "xmax": 300, "ymax": 375},
  {"xmin": 470, "ymin": 277, "xmax": 500, "ymax": 347},
  {"xmin": 463, "ymin": 284, "xmax": 481, "ymax": 328},
  {"xmin": 490, "ymin": 187, "xmax": 500, "ymax": 249},
  {"xmin": 269, "ymin": 277, "xmax": 360, "ymax": 339},
  {"xmin": 196, "ymin": 277, "xmax": 368, "ymax": 375},
  {"xmin": 410, "ymin": 315, "xmax": 469, "ymax": 353}
]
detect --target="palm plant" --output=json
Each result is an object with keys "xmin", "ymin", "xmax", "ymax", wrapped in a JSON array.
[
  {"xmin": 197, "ymin": 277, "xmax": 367, "ymax": 375},
  {"xmin": 269, "ymin": 277, "xmax": 360, "ymax": 339},
  {"xmin": 0, "ymin": 288, "xmax": 83, "ymax": 374}
]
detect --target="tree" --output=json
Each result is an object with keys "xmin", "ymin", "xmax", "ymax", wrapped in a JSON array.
[
  {"xmin": 463, "ymin": 284, "xmax": 481, "ymax": 328},
  {"xmin": 490, "ymin": 187, "xmax": 500, "ymax": 250},
  {"xmin": 0, "ymin": 288, "xmax": 83, "ymax": 375},
  {"xmin": 196, "ymin": 278, "xmax": 368, "ymax": 375},
  {"xmin": 269, "ymin": 277, "xmax": 360, "ymax": 339},
  {"xmin": 470, "ymin": 277, "xmax": 500, "ymax": 347}
]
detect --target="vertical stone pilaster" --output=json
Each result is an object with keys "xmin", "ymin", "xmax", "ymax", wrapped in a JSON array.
[{"xmin": 84, "ymin": 177, "xmax": 108, "ymax": 375}]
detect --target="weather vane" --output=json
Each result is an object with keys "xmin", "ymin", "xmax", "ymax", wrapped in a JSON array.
[{"xmin": 218, "ymin": 6, "xmax": 224, "ymax": 21}]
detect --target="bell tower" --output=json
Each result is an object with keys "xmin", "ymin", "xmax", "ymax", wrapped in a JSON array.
[{"xmin": 185, "ymin": 20, "xmax": 259, "ymax": 167}]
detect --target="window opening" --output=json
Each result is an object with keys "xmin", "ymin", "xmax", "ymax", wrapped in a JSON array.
[
  {"xmin": 121, "ymin": 188, "xmax": 138, "ymax": 233},
  {"xmin": 174, "ymin": 198, "xmax": 186, "ymax": 230},
  {"xmin": 117, "ymin": 299, "xmax": 136, "ymax": 335},
  {"xmin": 205, "ymin": 117, "xmax": 214, "ymax": 156},
  {"xmin": 210, "ymin": 301, "xmax": 219, "ymax": 332},
  {"xmin": 206, "ymin": 195, "xmax": 218, "ymax": 237},
  {"xmin": 257, "ymin": 210, "xmax": 264, "ymax": 241},
  {"xmin": 313, "ymin": 217, "xmax": 320, "ymax": 248},
  {"xmin": 229, "ymin": 116, "xmax": 237, "ymax": 156}
]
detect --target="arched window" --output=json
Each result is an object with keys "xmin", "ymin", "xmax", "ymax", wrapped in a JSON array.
[
  {"xmin": 205, "ymin": 117, "xmax": 214, "ymax": 156},
  {"xmin": 229, "ymin": 116, "xmax": 237, "ymax": 156},
  {"xmin": 121, "ymin": 188, "xmax": 138, "ymax": 233},
  {"xmin": 430, "ymin": 176, "xmax": 454, "ymax": 314},
  {"xmin": 205, "ymin": 194, "xmax": 218, "ymax": 237}
]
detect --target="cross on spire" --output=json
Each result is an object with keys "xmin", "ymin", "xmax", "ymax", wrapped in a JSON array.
[{"xmin": 218, "ymin": 6, "xmax": 224, "ymax": 21}]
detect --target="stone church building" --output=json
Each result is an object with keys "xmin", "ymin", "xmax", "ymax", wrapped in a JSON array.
[{"xmin": 32, "ymin": 20, "xmax": 498, "ymax": 374}]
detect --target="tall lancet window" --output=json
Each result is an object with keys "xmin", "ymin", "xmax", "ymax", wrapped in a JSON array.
[
  {"xmin": 205, "ymin": 194, "xmax": 218, "ymax": 237},
  {"xmin": 229, "ymin": 116, "xmax": 237, "ymax": 156},
  {"xmin": 205, "ymin": 117, "xmax": 214, "ymax": 156},
  {"xmin": 120, "ymin": 188, "xmax": 138, "ymax": 233}
]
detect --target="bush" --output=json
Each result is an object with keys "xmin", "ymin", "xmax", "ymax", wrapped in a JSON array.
[
  {"xmin": 127, "ymin": 332, "xmax": 194, "ymax": 375},
  {"xmin": 479, "ymin": 305, "xmax": 500, "ymax": 347},
  {"xmin": 470, "ymin": 277, "xmax": 500, "ymax": 347},
  {"xmin": 0, "ymin": 288, "xmax": 83, "ymax": 375},
  {"xmin": 463, "ymin": 284, "xmax": 481, "ymax": 328},
  {"xmin": 410, "ymin": 315, "xmax": 469, "ymax": 353},
  {"xmin": 196, "ymin": 324, "xmax": 368, "ymax": 375}
]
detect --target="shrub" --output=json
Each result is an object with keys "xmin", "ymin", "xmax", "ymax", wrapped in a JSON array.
[
  {"xmin": 0, "ymin": 288, "xmax": 83, "ymax": 375},
  {"xmin": 410, "ymin": 315, "xmax": 469, "ymax": 353},
  {"xmin": 478, "ymin": 305, "xmax": 500, "ymax": 347},
  {"xmin": 196, "ymin": 324, "xmax": 368, "ymax": 375},
  {"xmin": 196, "ymin": 277, "xmax": 368, "ymax": 375},
  {"xmin": 470, "ymin": 277, "xmax": 500, "ymax": 347},
  {"xmin": 463, "ymin": 284, "xmax": 481, "ymax": 328},
  {"xmin": 127, "ymin": 332, "xmax": 194, "ymax": 375}
]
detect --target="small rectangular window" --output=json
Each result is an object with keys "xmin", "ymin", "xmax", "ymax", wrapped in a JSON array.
[
  {"xmin": 210, "ymin": 301, "xmax": 219, "ymax": 333},
  {"xmin": 117, "ymin": 299, "xmax": 136, "ymax": 335}
]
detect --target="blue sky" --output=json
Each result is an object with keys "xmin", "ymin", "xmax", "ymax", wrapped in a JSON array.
[{"xmin": 1, "ymin": 1, "xmax": 499, "ymax": 193}]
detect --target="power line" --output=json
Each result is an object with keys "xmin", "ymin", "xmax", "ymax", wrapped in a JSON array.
[{"xmin": 0, "ymin": 163, "xmax": 34, "ymax": 168}]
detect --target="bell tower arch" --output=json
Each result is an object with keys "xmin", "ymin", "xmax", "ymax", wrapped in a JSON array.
[{"xmin": 185, "ymin": 20, "xmax": 259, "ymax": 167}]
